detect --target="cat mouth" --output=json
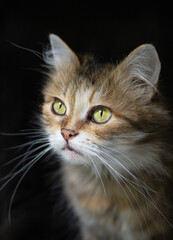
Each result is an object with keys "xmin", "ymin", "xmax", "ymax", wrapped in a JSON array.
[
  {"xmin": 62, "ymin": 144, "xmax": 81, "ymax": 155},
  {"xmin": 66, "ymin": 144, "xmax": 74, "ymax": 151}
]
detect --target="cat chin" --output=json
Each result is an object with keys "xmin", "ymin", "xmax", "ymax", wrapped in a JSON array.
[
  {"xmin": 62, "ymin": 156, "xmax": 87, "ymax": 166},
  {"xmin": 60, "ymin": 148, "xmax": 87, "ymax": 165},
  {"xmin": 62, "ymin": 147, "xmax": 80, "ymax": 158}
]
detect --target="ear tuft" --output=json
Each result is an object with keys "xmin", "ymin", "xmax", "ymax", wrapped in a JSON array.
[
  {"xmin": 119, "ymin": 44, "xmax": 161, "ymax": 101},
  {"xmin": 125, "ymin": 44, "xmax": 161, "ymax": 87},
  {"xmin": 44, "ymin": 34, "xmax": 79, "ymax": 69}
]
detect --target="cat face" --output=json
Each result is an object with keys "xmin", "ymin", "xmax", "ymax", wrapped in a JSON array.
[
  {"xmin": 42, "ymin": 79, "xmax": 125, "ymax": 165},
  {"xmin": 41, "ymin": 34, "xmax": 167, "ymax": 174}
]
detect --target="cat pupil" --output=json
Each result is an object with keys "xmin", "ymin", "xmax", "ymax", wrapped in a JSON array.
[
  {"xmin": 99, "ymin": 110, "xmax": 103, "ymax": 117},
  {"xmin": 59, "ymin": 103, "xmax": 62, "ymax": 109}
]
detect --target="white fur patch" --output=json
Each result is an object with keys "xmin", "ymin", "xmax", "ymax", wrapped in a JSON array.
[{"xmin": 75, "ymin": 88, "xmax": 92, "ymax": 119}]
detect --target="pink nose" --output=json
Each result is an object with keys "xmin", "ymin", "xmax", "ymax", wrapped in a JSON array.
[{"xmin": 61, "ymin": 128, "xmax": 79, "ymax": 142}]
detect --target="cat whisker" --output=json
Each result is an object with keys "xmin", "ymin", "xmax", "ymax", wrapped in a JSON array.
[
  {"xmin": 2, "ymin": 141, "xmax": 44, "ymax": 166},
  {"xmin": 98, "ymin": 146, "xmax": 164, "ymax": 217},
  {"xmin": 2, "ymin": 140, "xmax": 49, "ymax": 169},
  {"xmin": 0, "ymin": 141, "xmax": 50, "ymax": 189},
  {"xmin": 84, "ymin": 143, "xmax": 171, "ymax": 235},
  {"xmin": 0, "ymin": 131, "xmax": 45, "ymax": 137},
  {"xmin": 0, "ymin": 155, "xmax": 39, "ymax": 191},
  {"xmin": 9, "ymin": 42, "xmax": 43, "ymax": 61},
  {"xmin": 88, "ymin": 156, "xmax": 107, "ymax": 197},
  {"xmin": 74, "ymin": 143, "xmax": 107, "ymax": 196},
  {"xmin": 8, "ymin": 145, "xmax": 52, "ymax": 223},
  {"xmin": 0, "ymin": 155, "xmax": 37, "ymax": 182},
  {"xmin": 106, "ymin": 164, "xmax": 150, "ymax": 237},
  {"xmin": 96, "ymin": 149, "xmax": 173, "ymax": 229},
  {"xmin": 80, "ymin": 144, "xmax": 145, "ymax": 190},
  {"xmin": 99, "ymin": 145, "xmax": 159, "ymax": 195},
  {"xmin": 90, "ymin": 150, "xmax": 150, "ymax": 237}
]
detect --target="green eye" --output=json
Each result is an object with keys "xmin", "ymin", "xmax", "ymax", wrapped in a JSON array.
[
  {"xmin": 52, "ymin": 99, "xmax": 66, "ymax": 115},
  {"xmin": 91, "ymin": 107, "xmax": 112, "ymax": 124}
]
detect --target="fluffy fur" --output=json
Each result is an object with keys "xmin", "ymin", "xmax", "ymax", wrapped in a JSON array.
[{"xmin": 42, "ymin": 34, "xmax": 173, "ymax": 240}]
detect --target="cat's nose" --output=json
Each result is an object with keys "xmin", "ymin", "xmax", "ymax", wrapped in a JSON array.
[{"xmin": 61, "ymin": 128, "xmax": 79, "ymax": 142}]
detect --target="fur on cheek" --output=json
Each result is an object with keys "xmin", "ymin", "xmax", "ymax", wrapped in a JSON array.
[{"xmin": 48, "ymin": 130, "xmax": 65, "ymax": 151}]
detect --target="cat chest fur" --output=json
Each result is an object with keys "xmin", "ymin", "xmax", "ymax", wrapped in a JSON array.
[{"xmin": 62, "ymin": 164, "xmax": 163, "ymax": 240}]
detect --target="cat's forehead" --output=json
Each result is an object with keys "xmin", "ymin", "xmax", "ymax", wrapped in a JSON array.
[
  {"xmin": 45, "ymin": 60, "xmax": 116, "ymax": 111},
  {"xmin": 66, "ymin": 83, "xmax": 104, "ymax": 108},
  {"xmin": 72, "ymin": 87, "xmax": 93, "ymax": 119},
  {"xmin": 64, "ymin": 85, "xmax": 108, "ymax": 123},
  {"xmin": 67, "ymin": 63, "xmax": 114, "ymax": 99}
]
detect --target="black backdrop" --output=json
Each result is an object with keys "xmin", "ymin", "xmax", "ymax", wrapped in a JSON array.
[{"xmin": 1, "ymin": 2, "xmax": 173, "ymax": 240}]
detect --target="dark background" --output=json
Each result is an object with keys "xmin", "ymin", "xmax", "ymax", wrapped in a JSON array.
[{"xmin": 1, "ymin": 1, "xmax": 173, "ymax": 240}]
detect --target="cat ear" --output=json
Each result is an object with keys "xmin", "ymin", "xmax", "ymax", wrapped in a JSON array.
[
  {"xmin": 121, "ymin": 44, "xmax": 161, "ymax": 99},
  {"xmin": 46, "ymin": 34, "xmax": 80, "ymax": 69}
]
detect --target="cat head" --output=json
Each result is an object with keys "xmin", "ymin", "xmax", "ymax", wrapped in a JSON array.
[{"xmin": 41, "ymin": 34, "xmax": 169, "ymax": 173}]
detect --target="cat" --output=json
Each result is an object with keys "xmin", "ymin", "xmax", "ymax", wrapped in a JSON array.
[{"xmin": 41, "ymin": 34, "xmax": 173, "ymax": 240}]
